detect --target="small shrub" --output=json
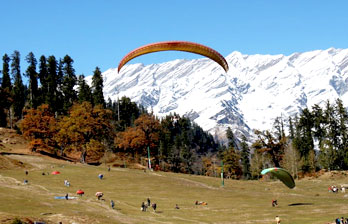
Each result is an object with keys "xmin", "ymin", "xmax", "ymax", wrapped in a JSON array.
[{"xmin": 12, "ymin": 217, "xmax": 23, "ymax": 224}]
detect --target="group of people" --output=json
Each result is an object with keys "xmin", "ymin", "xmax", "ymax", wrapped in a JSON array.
[
  {"xmin": 141, "ymin": 198, "xmax": 157, "ymax": 212},
  {"xmin": 335, "ymin": 217, "xmax": 348, "ymax": 224},
  {"xmin": 328, "ymin": 185, "xmax": 347, "ymax": 193},
  {"xmin": 329, "ymin": 185, "xmax": 340, "ymax": 193}
]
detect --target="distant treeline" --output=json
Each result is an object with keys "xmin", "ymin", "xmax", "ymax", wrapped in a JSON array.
[{"xmin": 1, "ymin": 51, "xmax": 346, "ymax": 178}]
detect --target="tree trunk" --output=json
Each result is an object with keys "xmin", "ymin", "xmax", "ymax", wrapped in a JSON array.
[
  {"xmin": 80, "ymin": 149, "xmax": 87, "ymax": 163},
  {"xmin": 8, "ymin": 108, "xmax": 13, "ymax": 129}
]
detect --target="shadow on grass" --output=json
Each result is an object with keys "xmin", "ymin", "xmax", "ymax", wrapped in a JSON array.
[{"xmin": 288, "ymin": 203, "xmax": 314, "ymax": 206}]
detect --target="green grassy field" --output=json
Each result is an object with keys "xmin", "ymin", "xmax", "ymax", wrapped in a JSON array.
[{"xmin": 0, "ymin": 154, "xmax": 348, "ymax": 224}]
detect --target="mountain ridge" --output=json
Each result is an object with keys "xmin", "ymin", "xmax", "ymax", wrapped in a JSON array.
[{"xmin": 87, "ymin": 47, "xmax": 348, "ymax": 142}]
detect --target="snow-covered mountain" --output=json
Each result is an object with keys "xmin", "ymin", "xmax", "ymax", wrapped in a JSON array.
[{"xmin": 88, "ymin": 48, "xmax": 348, "ymax": 142}]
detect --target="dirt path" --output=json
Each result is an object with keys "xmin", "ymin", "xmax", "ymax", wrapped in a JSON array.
[{"xmin": 173, "ymin": 176, "xmax": 220, "ymax": 190}]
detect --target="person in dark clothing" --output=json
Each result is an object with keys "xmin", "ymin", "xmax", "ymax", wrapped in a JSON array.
[
  {"xmin": 147, "ymin": 198, "xmax": 151, "ymax": 207},
  {"xmin": 335, "ymin": 217, "xmax": 340, "ymax": 224},
  {"xmin": 175, "ymin": 204, "xmax": 180, "ymax": 209},
  {"xmin": 110, "ymin": 200, "xmax": 115, "ymax": 209},
  {"xmin": 25, "ymin": 171, "xmax": 28, "ymax": 175},
  {"xmin": 152, "ymin": 203, "xmax": 157, "ymax": 212},
  {"xmin": 141, "ymin": 202, "xmax": 146, "ymax": 211},
  {"xmin": 65, "ymin": 193, "xmax": 68, "ymax": 200}
]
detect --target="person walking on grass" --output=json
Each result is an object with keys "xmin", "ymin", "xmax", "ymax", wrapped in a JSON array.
[{"xmin": 110, "ymin": 200, "xmax": 115, "ymax": 209}]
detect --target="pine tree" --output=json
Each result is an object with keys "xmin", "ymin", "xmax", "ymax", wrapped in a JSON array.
[
  {"xmin": 226, "ymin": 127, "xmax": 238, "ymax": 150},
  {"xmin": 38, "ymin": 55, "xmax": 48, "ymax": 106},
  {"xmin": 116, "ymin": 96, "xmax": 140, "ymax": 131},
  {"xmin": 46, "ymin": 56, "xmax": 58, "ymax": 113},
  {"xmin": 62, "ymin": 55, "xmax": 77, "ymax": 113},
  {"xmin": 240, "ymin": 135, "xmax": 251, "ymax": 179},
  {"xmin": 77, "ymin": 75, "xmax": 92, "ymax": 103},
  {"xmin": 91, "ymin": 67, "xmax": 105, "ymax": 107},
  {"xmin": 312, "ymin": 104, "xmax": 326, "ymax": 147},
  {"xmin": 25, "ymin": 52, "xmax": 38, "ymax": 108},
  {"xmin": 335, "ymin": 98, "xmax": 348, "ymax": 169},
  {"xmin": 11, "ymin": 51, "xmax": 25, "ymax": 119},
  {"xmin": 297, "ymin": 108, "xmax": 314, "ymax": 157},
  {"xmin": 1, "ymin": 54, "xmax": 12, "ymax": 126},
  {"xmin": 296, "ymin": 108, "xmax": 315, "ymax": 171},
  {"xmin": 55, "ymin": 59, "xmax": 64, "ymax": 114},
  {"xmin": 323, "ymin": 100, "xmax": 339, "ymax": 169},
  {"xmin": 106, "ymin": 97, "xmax": 112, "ymax": 109},
  {"xmin": 1, "ymin": 54, "xmax": 11, "ymax": 90},
  {"xmin": 0, "ymin": 87, "xmax": 6, "ymax": 127},
  {"xmin": 288, "ymin": 117, "xmax": 295, "ymax": 140}
]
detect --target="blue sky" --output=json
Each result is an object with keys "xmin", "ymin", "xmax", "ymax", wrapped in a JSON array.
[{"xmin": 1, "ymin": 0, "xmax": 348, "ymax": 81}]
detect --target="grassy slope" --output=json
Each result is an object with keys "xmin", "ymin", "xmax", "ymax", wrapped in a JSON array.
[{"xmin": 0, "ymin": 128, "xmax": 348, "ymax": 223}]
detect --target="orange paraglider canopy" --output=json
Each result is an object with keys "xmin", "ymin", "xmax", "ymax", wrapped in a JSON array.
[{"xmin": 118, "ymin": 41, "xmax": 229, "ymax": 73}]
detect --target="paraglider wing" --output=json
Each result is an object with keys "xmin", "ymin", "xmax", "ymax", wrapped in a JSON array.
[
  {"xmin": 76, "ymin": 190, "xmax": 84, "ymax": 195},
  {"xmin": 261, "ymin": 167, "xmax": 295, "ymax": 189},
  {"xmin": 118, "ymin": 41, "xmax": 229, "ymax": 73}
]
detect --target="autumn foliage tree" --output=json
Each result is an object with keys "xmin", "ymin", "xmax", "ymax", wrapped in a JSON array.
[
  {"xmin": 54, "ymin": 102, "xmax": 112, "ymax": 163},
  {"xmin": 222, "ymin": 147, "xmax": 242, "ymax": 179},
  {"xmin": 115, "ymin": 114, "xmax": 160, "ymax": 158},
  {"xmin": 20, "ymin": 104, "xmax": 57, "ymax": 152}
]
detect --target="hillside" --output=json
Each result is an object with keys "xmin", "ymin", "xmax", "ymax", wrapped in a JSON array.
[{"xmin": 1, "ymin": 128, "xmax": 348, "ymax": 223}]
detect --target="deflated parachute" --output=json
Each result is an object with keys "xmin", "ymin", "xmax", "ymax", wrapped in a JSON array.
[
  {"xmin": 261, "ymin": 167, "xmax": 295, "ymax": 189},
  {"xmin": 118, "ymin": 41, "xmax": 229, "ymax": 73}
]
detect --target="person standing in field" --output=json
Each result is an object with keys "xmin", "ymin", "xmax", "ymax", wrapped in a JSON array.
[
  {"xmin": 141, "ymin": 202, "xmax": 146, "ymax": 211},
  {"xmin": 110, "ymin": 200, "xmax": 115, "ymax": 209},
  {"xmin": 147, "ymin": 198, "xmax": 151, "ymax": 207},
  {"xmin": 152, "ymin": 203, "xmax": 157, "ymax": 212}
]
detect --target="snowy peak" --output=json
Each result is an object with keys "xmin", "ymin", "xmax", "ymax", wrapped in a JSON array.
[{"xmin": 89, "ymin": 48, "xmax": 348, "ymax": 141}]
